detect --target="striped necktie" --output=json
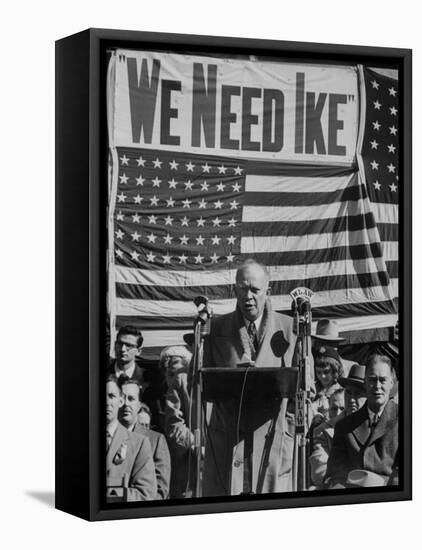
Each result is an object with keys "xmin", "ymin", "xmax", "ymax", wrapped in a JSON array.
[{"xmin": 248, "ymin": 321, "xmax": 259, "ymax": 352}]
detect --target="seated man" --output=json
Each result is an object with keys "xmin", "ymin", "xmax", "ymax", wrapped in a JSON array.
[
  {"xmin": 106, "ymin": 375, "xmax": 157, "ymax": 501},
  {"xmin": 309, "ymin": 364, "xmax": 366, "ymax": 487},
  {"xmin": 325, "ymin": 355, "xmax": 398, "ymax": 488},
  {"xmin": 119, "ymin": 378, "xmax": 171, "ymax": 500}
]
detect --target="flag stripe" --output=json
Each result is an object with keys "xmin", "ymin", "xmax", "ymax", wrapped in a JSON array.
[
  {"xmin": 371, "ymin": 202, "xmax": 398, "ymax": 224},
  {"xmin": 241, "ymin": 213, "xmax": 377, "ymax": 237},
  {"xmin": 244, "ymin": 187, "xmax": 365, "ymax": 207},
  {"xmin": 242, "ymin": 199, "xmax": 374, "ymax": 223},
  {"xmin": 115, "ymin": 281, "xmax": 398, "ymax": 318},
  {"xmin": 116, "ymin": 271, "xmax": 391, "ymax": 302},
  {"xmin": 240, "ymin": 227, "xmax": 383, "ymax": 254},
  {"xmin": 245, "ymin": 174, "xmax": 356, "ymax": 193}
]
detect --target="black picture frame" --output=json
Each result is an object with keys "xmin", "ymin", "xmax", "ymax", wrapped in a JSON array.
[{"xmin": 55, "ymin": 28, "xmax": 412, "ymax": 521}]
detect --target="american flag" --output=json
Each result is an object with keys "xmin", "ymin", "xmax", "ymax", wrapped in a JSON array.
[
  {"xmin": 109, "ymin": 117, "xmax": 397, "ymax": 346},
  {"xmin": 359, "ymin": 67, "xmax": 399, "ymax": 307}
]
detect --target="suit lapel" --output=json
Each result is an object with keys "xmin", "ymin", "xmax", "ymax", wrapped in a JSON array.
[
  {"xmin": 367, "ymin": 400, "xmax": 396, "ymax": 447},
  {"xmin": 106, "ymin": 423, "xmax": 127, "ymax": 471},
  {"xmin": 352, "ymin": 406, "xmax": 371, "ymax": 447}
]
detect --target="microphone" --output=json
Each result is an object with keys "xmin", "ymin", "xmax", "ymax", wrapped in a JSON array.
[{"xmin": 194, "ymin": 295, "xmax": 212, "ymax": 335}]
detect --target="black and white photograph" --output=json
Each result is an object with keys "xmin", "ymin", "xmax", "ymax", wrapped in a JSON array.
[{"xmin": 104, "ymin": 45, "xmax": 405, "ymax": 505}]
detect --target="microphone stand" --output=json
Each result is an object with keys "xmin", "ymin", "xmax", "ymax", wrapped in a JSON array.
[
  {"xmin": 291, "ymin": 289, "xmax": 313, "ymax": 492},
  {"xmin": 191, "ymin": 298, "xmax": 211, "ymax": 498}
]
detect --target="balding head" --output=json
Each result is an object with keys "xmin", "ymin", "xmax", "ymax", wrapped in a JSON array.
[{"xmin": 235, "ymin": 260, "xmax": 270, "ymax": 321}]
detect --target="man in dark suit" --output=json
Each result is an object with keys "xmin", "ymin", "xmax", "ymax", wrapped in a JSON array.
[
  {"xmin": 108, "ymin": 325, "xmax": 166, "ymax": 432},
  {"xmin": 106, "ymin": 376, "xmax": 157, "ymax": 501},
  {"xmin": 325, "ymin": 354, "xmax": 398, "ymax": 488},
  {"xmin": 202, "ymin": 259, "xmax": 297, "ymax": 496},
  {"xmin": 119, "ymin": 378, "xmax": 171, "ymax": 499}
]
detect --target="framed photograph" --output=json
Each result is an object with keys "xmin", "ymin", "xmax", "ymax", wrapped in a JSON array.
[{"xmin": 55, "ymin": 28, "xmax": 411, "ymax": 521}]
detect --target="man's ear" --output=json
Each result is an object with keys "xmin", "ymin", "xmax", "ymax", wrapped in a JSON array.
[
  {"xmin": 135, "ymin": 346, "xmax": 142, "ymax": 358},
  {"xmin": 266, "ymin": 284, "xmax": 271, "ymax": 297}
]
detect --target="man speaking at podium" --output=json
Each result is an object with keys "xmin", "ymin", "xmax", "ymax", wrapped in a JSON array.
[{"xmin": 202, "ymin": 260, "xmax": 297, "ymax": 496}]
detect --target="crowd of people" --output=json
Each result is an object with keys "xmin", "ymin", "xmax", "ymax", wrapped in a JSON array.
[{"xmin": 105, "ymin": 260, "xmax": 399, "ymax": 502}]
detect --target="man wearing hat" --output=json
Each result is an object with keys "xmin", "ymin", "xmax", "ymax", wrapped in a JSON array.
[
  {"xmin": 325, "ymin": 354, "xmax": 398, "ymax": 488},
  {"xmin": 309, "ymin": 364, "xmax": 366, "ymax": 487}
]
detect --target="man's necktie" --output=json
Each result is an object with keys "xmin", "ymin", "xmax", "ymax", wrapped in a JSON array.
[
  {"xmin": 248, "ymin": 321, "xmax": 259, "ymax": 353},
  {"xmin": 106, "ymin": 431, "xmax": 112, "ymax": 451}
]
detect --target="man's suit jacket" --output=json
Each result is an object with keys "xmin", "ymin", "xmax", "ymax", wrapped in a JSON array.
[
  {"xmin": 106, "ymin": 422, "xmax": 157, "ymax": 501},
  {"xmin": 133, "ymin": 422, "xmax": 171, "ymax": 499},
  {"xmin": 202, "ymin": 302, "xmax": 297, "ymax": 496},
  {"xmin": 325, "ymin": 400, "xmax": 398, "ymax": 487}
]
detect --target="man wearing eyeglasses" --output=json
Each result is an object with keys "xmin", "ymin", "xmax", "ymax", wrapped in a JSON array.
[{"xmin": 325, "ymin": 354, "xmax": 399, "ymax": 488}]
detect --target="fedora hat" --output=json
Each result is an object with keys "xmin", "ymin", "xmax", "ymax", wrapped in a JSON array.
[
  {"xmin": 312, "ymin": 319, "xmax": 344, "ymax": 342},
  {"xmin": 338, "ymin": 363, "xmax": 366, "ymax": 390}
]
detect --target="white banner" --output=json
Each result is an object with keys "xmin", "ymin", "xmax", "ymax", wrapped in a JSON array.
[{"xmin": 108, "ymin": 49, "xmax": 359, "ymax": 165}]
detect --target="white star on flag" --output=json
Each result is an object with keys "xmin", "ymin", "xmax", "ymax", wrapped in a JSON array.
[
  {"xmin": 180, "ymin": 216, "xmax": 189, "ymax": 227},
  {"xmin": 227, "ymin": 235, "xmax": 236, "ymax": 245},
  {"xmin": 117, "ymin": 192, "xmax": 127, "ymax": 203},
  {"xmin": 371, "ymin": 80, "xmax": 379, "ymax": 89},
  {"xmin": 390, "ymin": 183, "xmax": 398, "ymax": 192},
  {"xmin": 115, "ymin": 229, "xmax": 124, "ymax": 240},
  {"xmin": 372, "ymin": 181, "xmax": 381, "ymax": 190},
  {"xmin": 153, "ymin": 158, "xmax": 162, "ymax": 168},
  {"xmin": 197, "ymin": 217, "xmax": 205, "ymax": 227},
  {"xmin": 163, "ymin": 254, "xmax": 172, "ymax": 264},
  {"xmin": 116, "ymin": 211, "xmax": 124, "ymax": 221},
  {"xmin": 387, "ymin": 163, "xmax": 396, "ymax": 173},
  {"xmin": 150, "ymin": 195, "xmax": 159, "ymax": 206},
  {"xmin": 214, "ymin": 200, "xmax": 223, "ymax": 209},
  {"xmin": 166, "ymin": 197, "xmax": 175, "ymax": 207},
  {"xmin": 180, "ymin": 235, "xmax": 189, "ymax": 245},
  {"xmin": 147, "ymin": 233, "xmax": 157, "ymax": 243},
  {"xmin": 373, "ymin": 100, "xmax": 381, "ymax": 110},
  {"xmin": 146, "ymin": 252, "xmax": 155, "ymax": 262},
  {"xmin": 230, "ymin": 200, "xmax": 239, "ymax": 209},
  {"xmin": 388, "ymin": 87, "xmax": 397, "ymax": 96},
  {"xmin": 218, "ymin": 165, "xmax": 227, "ymax": 174},
  {"xmin": 134, "ymin": 194, "xmax": 143, "ymax": 204},
  {"xmin": 178, "ymin": 254, "xmax": 188, "ymax": 264},
  {"xmin": 211, "ymin": 235, "xmax": 221, "ymax": 245},
  {"xmin": 131, "ymin": 251, "xmax": 140, "ymax": 261},
  {"xmin": 131, "ymin": 231, "xmax": 141, "ymax": 242},
  {"xmin": 116, "ymin": 249, "xmax": 123, "ymax": 259},
  {"xmin": 216, "ymin": 182, "xmax": 226, "ymax": 192},
  {"xmin": 186, "ymin": 161, "xmax": 195, "ymax": 172},
  {"xmin": 132, "ymin": 214, "xmax": 141, "ymax": 223},
  {"xmin": 370, "ymin": 140, "xmax": 379, "ymax": 149},
  {"xmin": 194, "ymin": 254, "xmax": 204, "ymax": 264},
  {"xmin": 164, "ymin": 215, "xmax": 173, "ymax": 226},
  {"xmin": 201, "ymin": 182, "xmax": 209, "ymax": 191},
  {"xmin": 370, "ymin": 160, "xmax": 379, "ymax": 170},
  {"xmin": 119, "ymin": 174, "xmax": 129, "ymax": 184},
  {"xmin": 196, "ymin": 235, "xmax": 205, "ymax": 245},
  {"xmin": 182, "ymin": 199, "xmax": 192, "ymax": 208},
  {"xmin": 136, "ymin": 175, "xmax": 145, "ymax": 186},
  {"xmin": 136, "ymin": 156, "xmax": 146, "ymax": 167},
  {"xmin": 390, "ymin": 106, "xmax": 398, "ymax": 116},
  {"xmin": 232, "ymin": 183, "xmax": 241, "ymax": 192},
  {"xmin": 212, "ymin": 217, "xmax": 221, "ymax": 227},
  {"xmin": 163, "ymin": 234, "xmax": 173, "ymax": 245},
  {"xmin": 184, "ymin": 180, "xmax": 194, "ymax": 190},
  {"xmin": 198, "ymin": 199, "xmax": 207, "ymax": 209},
  {"xmin": 226, "ymin": 253, "xmax": 235, "ymax": 262},
  {"xmin": 210, "ymin": 253, "xmax": 219, "ymax": 263},
  {"xmin": 372, "ymin": 121, "xmax": 381, "ymax": 130},
  {"xmin": 201, "ymin": 163, "xmax": 211, "ymax": 173},
  {"xmin": 148, "ymin": 215, "xmax": 157, "ymax": 224},
  {"xmin": 120, "ymin": 154, "xmax": 129, "ymax": 165},
  {"xmin": 169, "ymin": 160, "xmax": 179, "ymax": 170},
  {"xmin": 168, "ymin": 178, "xmax": 178, "ymax": 189},
  {"xmin": 152, "ymin": 177, "xmax": 161, "ymax": 187},
  {"xmin": 234, "ymin": 166, "xmax": 243, "ymax": 175}
]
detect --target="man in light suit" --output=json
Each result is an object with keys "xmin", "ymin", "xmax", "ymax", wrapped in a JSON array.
[
  {"xmin": 325, "ymin": 354, "xmax": 399, "ymax": 488},
  {"xmin": 119, "ymin": 379, "xmax": 171, "ymax": 500},
  {"xmin": 202, "ymin": 259, "xmax": 297, "ymax": 496},
  {"xmin": 106, "ymin": 376, "xmax": 157, "ymax": 501}
]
